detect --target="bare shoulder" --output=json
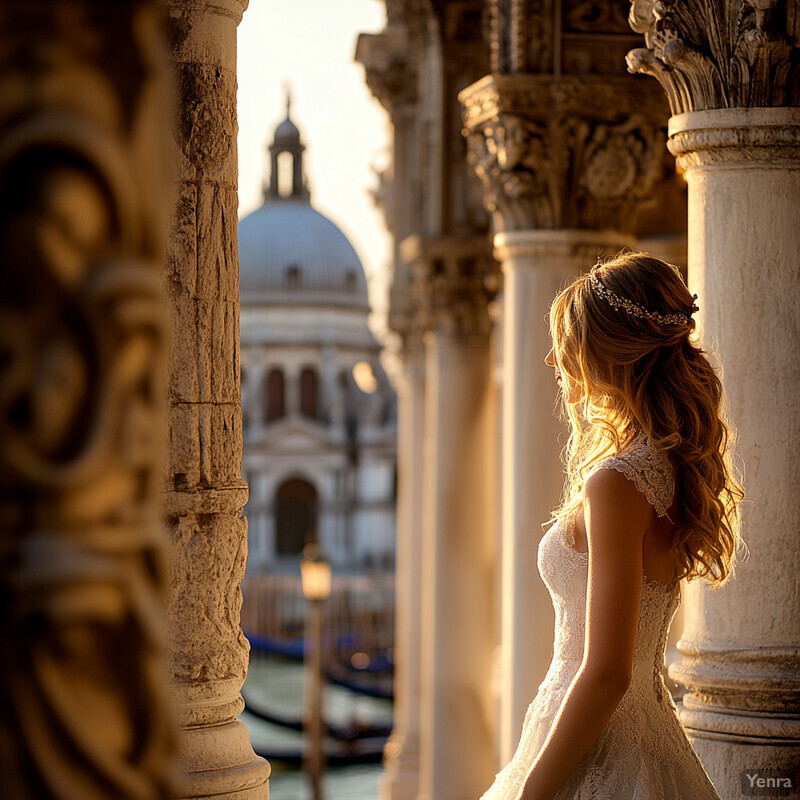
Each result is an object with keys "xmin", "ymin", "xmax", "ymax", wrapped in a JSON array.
[{"xmin": 584, "ymin": 465, "xmax": 652, "ymax": 530}]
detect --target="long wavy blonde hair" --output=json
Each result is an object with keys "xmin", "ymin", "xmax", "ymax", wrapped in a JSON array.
[{"xmin": 549, "ymin": 252, "xmax": 746, "ymax": 589}]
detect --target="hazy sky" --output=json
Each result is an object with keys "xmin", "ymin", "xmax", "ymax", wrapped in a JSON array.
[{"xmin": 237, "ymin": 1, "xmax": 392, "ymax": 319}]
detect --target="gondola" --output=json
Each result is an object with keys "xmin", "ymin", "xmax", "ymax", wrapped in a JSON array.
[
  {"xmin": 242, "ymin": 694, "xmax": 393, "ymax": 740},
  {"xmin": 252, "ymin": 736, "xmax": 387, "ymax": 767}
]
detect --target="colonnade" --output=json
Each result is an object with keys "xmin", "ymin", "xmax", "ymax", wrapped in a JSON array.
[{"xmin": 360, "ymin": 3, "xmax": 799, "ymax": 800}]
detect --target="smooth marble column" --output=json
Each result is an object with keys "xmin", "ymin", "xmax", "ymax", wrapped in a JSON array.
[
  {"xmin": 666, "ymin": 108, "xmax": 800, "ymax": 797},
  {"xmin": 379, "ymin": 341, "xmax": 426, "ymax": 800},
  {"xmin": 492, "ymin": 229, "xmax": 630, "ymax": 763},
  {"xmin": 418, "ymin": 327, "xmax": 497, "ymax": 800}
]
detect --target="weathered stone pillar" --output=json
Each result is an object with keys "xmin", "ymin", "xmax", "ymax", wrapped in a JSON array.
[
  {"xmin": 628, "ymin": 6, "xmax": 800, "ymax": 794},
  {"xmin": 164, "ymin": 1, "xmax": 270, "ymax": 797},
  {"xmin": 0, "ymin": 3, "xmax": 176, "ymax": 797},
  {"xmin": 460, "ymin": 73, "xmax": 666, "ymax": 765},
  {"xmin": 406, "ymin": 236, "xmax": 499, "ymax": 800}
]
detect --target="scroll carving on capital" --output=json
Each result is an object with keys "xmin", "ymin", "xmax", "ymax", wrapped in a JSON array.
[
  {"xmin": 627, "ymin": 0, "xmax": 800, "ymax": 113},
  {"xmin": 460, "ymin": 77, "xmax": 665, "ymax": 232},
  {"xmin": 0, "ymin": 2, "xmax": 175, "ymax": 798}
]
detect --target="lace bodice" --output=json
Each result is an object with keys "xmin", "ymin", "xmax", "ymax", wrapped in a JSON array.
[
  {"xmin": 544, "ymin": 434, "xmax": 680, "ymax": 670},
  {"xmin": 480, "ymin": 434, "xmax": 722, "ymax": 800}
]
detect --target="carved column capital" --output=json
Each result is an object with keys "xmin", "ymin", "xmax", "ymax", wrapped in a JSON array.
[
  {"xmin": 460, "ymin": 73, "xmax": 667, "ymax": 233},
  {"xmin": 627, "ymin": 0, "xmax": 800, "ymax": 115},
  {"xmin": 356, "ymin": 26, "xmax": 418, "ymax": 117},
  {"xmin": 400, "ymin": 235, "xmax": 500, "ymax": 337}
]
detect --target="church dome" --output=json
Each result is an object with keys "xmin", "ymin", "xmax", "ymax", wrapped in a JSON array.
[
  {"xmin": 239, "ymin": 203, "xmax": 369, "ymax": 307},
  {"xmin": 239, "ymin": 99, "xmax": 369, "ymax": 310}
]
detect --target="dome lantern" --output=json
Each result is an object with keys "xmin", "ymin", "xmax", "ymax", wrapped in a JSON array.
[
  {"xmin": 265, "ymin": 90, "xmax": 310, "ymax": 203},
  {"xmin": 240, "ymin": 96, "xmax": 370, "ymax": 310}
]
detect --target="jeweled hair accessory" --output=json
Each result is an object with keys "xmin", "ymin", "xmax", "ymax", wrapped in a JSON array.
[{"xmin": 589, "ymin": 272, "xmax": 698, "ymax": 327}]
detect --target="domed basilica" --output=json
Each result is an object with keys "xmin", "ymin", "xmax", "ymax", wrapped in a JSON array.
[{"xmin": 238, "ymin": 101, "xmax": 397, "ymax": 573}]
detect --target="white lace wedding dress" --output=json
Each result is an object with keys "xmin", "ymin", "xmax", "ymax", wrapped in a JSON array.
[{"xmin": 480, "ymin": 436, "xmax": 722, "ymax": 800}]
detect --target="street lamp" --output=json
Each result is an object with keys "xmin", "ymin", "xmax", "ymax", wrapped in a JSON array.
[{"xmin": 300, "ymin": 541, "xmax": 332, "ymax": 800}]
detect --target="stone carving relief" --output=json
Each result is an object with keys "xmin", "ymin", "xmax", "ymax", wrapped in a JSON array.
[
  {"xmin": 0, "ymin": 2, "xmax": 175, "ymax": 798},
  {"xmin": 461, "ymin": 77, "xmax": 665, "ymax": 232},
  {"xmin": 627, "ymin": 0, "xmax": 800, "ymax": 113}
]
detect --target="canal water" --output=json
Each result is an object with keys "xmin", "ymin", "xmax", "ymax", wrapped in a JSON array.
[{"xmin": 242, "ymin": 653, "xmax": 390, "ymax": 799}]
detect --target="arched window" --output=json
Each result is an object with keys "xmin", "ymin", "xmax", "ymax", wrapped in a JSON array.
[
  {"xmin": 265, "ymin": 368, "xmax": 285, "ymax": 422},
  {"xmin": 300, "ymin": 366, "xmax": 319, "ymax": 419},
  {"xmin": 286, "ymin": 264, "xmax": 301, "ymax": 289},
  {"xmin": 275, "ymin": 478, "xmax": 318, "ymax": 557},
  {"xmin": 277, "ymin": 151, "xmax": 294, "ymax": 198}
]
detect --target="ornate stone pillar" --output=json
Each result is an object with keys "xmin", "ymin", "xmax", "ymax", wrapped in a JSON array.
[
  {"xmin": 164, "ymin": 1, "xmax": 270, "ymax": 797},
  {"xmin": 460, "ymin": 73, "xmax": 666, "ymax": 763},
  {"xmin": 406, "ymin": 236, "xmax": 500, "ymax": 800},
  {"xmin": 0, "ymin": 3, "xmax": 176, "ymax": 797},
  {"xmin": 628, "ymin": 5, "xmax": 800, "ymax": 794}
]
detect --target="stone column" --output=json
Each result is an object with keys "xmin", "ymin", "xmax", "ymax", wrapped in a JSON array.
[
  {"xmin": 0, "ymin": 3, "xmax": 176, "ymax": 797},
  {"xmin": 379, "ymin": 328, "xmax": 426, "ymax": 800},
  {"xmin": 407, "ymin": 236, "xmax": 499, "ymax": 800},
  {"xmin": 164, "ymin": 1, "xmax": 270, "ymax": 798},
  {"xmin": 493, "ymin": 229, "xmax": 628, "ymax": 755},
  {"xmin": 356, "ymin": 24, "xmax": 426, "ymax": 800},
  {"xmin": 460, "ymin": 73, "xmax": 666, "ymax": 764},
  {"xmin": 628, "ymin": 7, "xmax": 800, "ymax": 793}
]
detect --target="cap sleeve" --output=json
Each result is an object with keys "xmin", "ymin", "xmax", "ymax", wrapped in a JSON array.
[{"xmin": 592, "ymin": 439, "xmax": 675, "ymax": 518}]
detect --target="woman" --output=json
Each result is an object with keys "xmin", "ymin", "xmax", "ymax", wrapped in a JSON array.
[{"xmin": 481, "ymin": 253, "xmax": 746, "ymax": 800}]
